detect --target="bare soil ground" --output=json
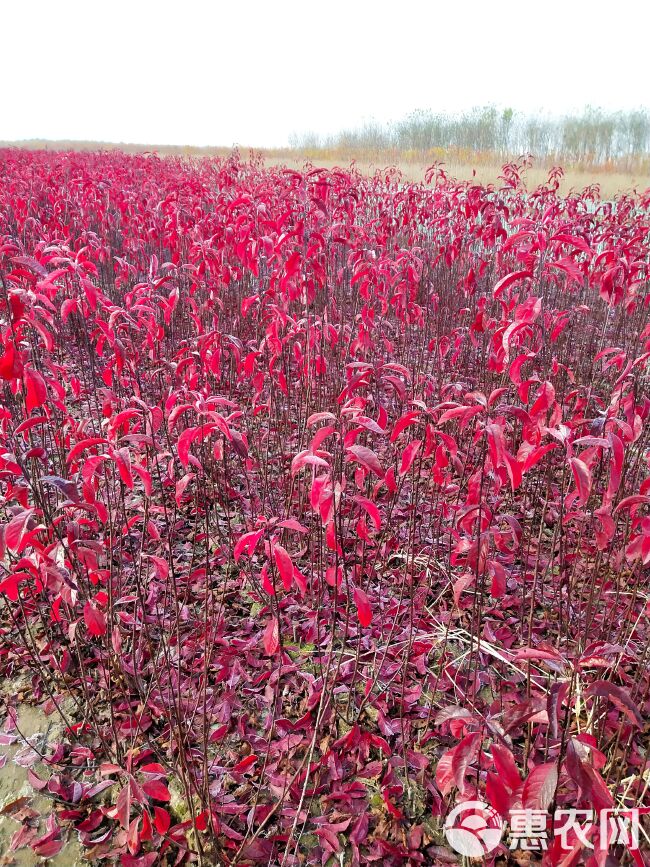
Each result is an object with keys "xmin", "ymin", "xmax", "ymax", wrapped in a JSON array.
[{"xmin": 0, "ymin": 685, "xmax": 81, "ymax": 866}]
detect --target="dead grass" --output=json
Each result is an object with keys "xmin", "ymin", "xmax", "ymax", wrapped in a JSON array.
[
  {"xmin": 2, "ymin": 140, "xmax": 649, "ymax": 199},
  {"xmin": 266, "ymin": 155, "xmax": 650, "ymax": 198}
]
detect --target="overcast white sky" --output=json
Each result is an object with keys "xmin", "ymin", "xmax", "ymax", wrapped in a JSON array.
[{"xmin": 4, "ymin": 0, "xmax": 648, "ymax": 147}]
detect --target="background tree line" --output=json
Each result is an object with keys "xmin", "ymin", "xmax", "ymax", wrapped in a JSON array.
[{"xmin": 289, "ymin": 106, "xmax": 650, "ymax": 168}]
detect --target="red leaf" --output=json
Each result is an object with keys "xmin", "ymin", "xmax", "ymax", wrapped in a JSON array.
[
  {"xmin": 153, "ymin": 806, "xmax": 171, "ymax": 835},
  {"xmin": 491, "ymin": 744, "xmax": 522, "ymax": 792},
  {"xmin": 126, "ymin": 815, "xmax": 140, "ymax": 856},
  {"xmin": 347, "ymin": 445, "xmax": 384, "ymax": 479},
  {"xmin": 24, "ymin": 367, "xmax": 47, "ymax": 413},
  {"xmin": 493, "ymin": 270, "xmax": 533, "ymax": 298},
  {"xmin": 273, "ymin": 543, "xmax": 294, "ymax": 591},
  {"xmin": 504, "ymin": 696, "xmax": 547, "ymax": 731},
  {"xmin": 489, "ymin": 561, "xmax": 507, "ymax": 598},
  {"xmin": 194, "ymin": 809, "xmax": 209, "ymax": 831},
  {"xmin": 435, "ymin": 749, "xmax": 454, "ymax": 795},
  {"xmin": 84, "ymin": 600, "xmax": 107, "ymax": 637},
  {"xmin": 207, "ymin": 725, "xmax": 228, "ymax": 746},
  {"xmin": 146, "ymin": 556, "xmax": 169, "ymax": 581},
  {"xmin": 291, "ymin": 450, "xmax": 329, "ymax": 475},
  {"xmin": 503, "ymin": 451, "xmax": 522, "ymax": 491},
  {"xmin": 233, "ymin": 529, "xmax": 263, "ymax": 562},
  {"xmin": 277, "ymin": 518, "xmax": 308, "ymax": 533},
  {"xmin": 451, "ymin": 731, "xmax": 481, "ymax": 792},
  {"xmin": 142, "ymin": 780, "xmax": 170, "ymax": 802},
  {"xmin": 522, "ymin": 443, "xmax": 558, "ymax": 471},
  {"xmin": 262, "ymin": 618, "xmax": 279, "ymax": 655},
  {"xmin": 566, "ymin": 739, "xmax": 613, "ymax": 812},
  {"xmin": 230, "ymin": 431, "xmax": 248, "ymax": 459},
  {"xmin": 292, "ymin": 565, "xmax": 307, "ymax": 595},
  {"xmin": 0, "ymin": 342, "xmax": 22, "ymax": 381},
  {"xmin": 27, "ymin": 768, "xmax": 48, "ymax": 791},
  {"xmin": 550, "ymin": 232, "xmax": 593, "ymax": 256},
  {"xmin": 614, "ymin": 495, "xmax": 650, "ymax": 514},
  {"xmin": 452, "ymin": 572, "xmax": 475, "ymax": 605},
  {"xmin": 607, "ymin": 432, "xmax": 624, "ymax": 497},
  {"xmin": 120, "ymin": 854, "xmax": 158, "ymax": 867},
  {"xmin": 141, "ymin": 809, "xmax": 152, "ymax": 842},
  {"xmin": 350, "ymin": 812, "xmax": 369, "ymax": 845},
  {"xmin": 486, "ymin": 770, "xmax": 512, "ymax": 818},
  {"xmin": 434, "ymin": 706, "xmax": 475, "ymax": 727},
  {"xmin": 353, "ymin": 586, "xmax": 372, "ymax": 627},
  {"xmin": 177, "ymin": 427, "xmax": 197, "ymax": 468},
  {"xmin": 514, "ymin": 646, "xmax": 564, "ymax": 663},
  {"xmin": 113, "ymin": 448, "xmax": 134, "ymax": 489},
  {"xmin": 115, "ymin": 784, "xmax": 132, "ymax": 829},
  {"xmin": 140, "ymin": 763, "xmax": 166, "ymax": 775},
  {"xmin": 0, "ymin": 573, "xmax": 22, "ymax": 601},
  {"xmin": 41, "ymin": 475, "xmax": 81, "ymax": 503},
  {"xmin": 175, "ymin": 472, "xmax": 195, "ymax": 506},
  {"xmin": 569, "ymin": 457, "xmax": 592, "ymax": 506},
  {"xmin": 529, "ymin": 381, "xmax": 555, "ymax": 418},
  {"xmin": 61, "ymin": 298, "xmax": 78, "ymax": 322},
  {"xmin": 399, "ymin": 440, "xmax": 422, "ymax": 476},
  {"xmin": 66, "ymin": 437, "xmax": 108, "ymax": 465},
  {"xmin": 33, "ymin": 839, "xmax": 64, "ymax": 858},
  {"xmin": 522, "ymin": 762, "xmax": 558, "ymax": 811},
  {"xmin": 390, "ymin": 411, "xmax": 420, "ymax": 442},
  {"xmin": 353, "ymin": 495, "xmax": 381, "ymax": 531},
  {"xmin": 132, "ymin": 463, "xmax": 152, "ymax": 495},
  {"xmin": 5, "ymin": 509, "xmax": 35, "ymax": 553},
  {"xmin": 233, "ymin": 754, "xmax": 257, "ymax": 773}
]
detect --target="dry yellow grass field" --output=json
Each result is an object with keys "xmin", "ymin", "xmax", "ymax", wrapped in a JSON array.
[
  {"xmin": 2, "ymin": 140, "xmax": 649, "ymax": 199},
  {"xmin": 269, "ymin": 156, "xmax": 650, "ymax": 198}
]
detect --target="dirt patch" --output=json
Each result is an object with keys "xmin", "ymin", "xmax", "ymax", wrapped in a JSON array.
[{"xmin": 0, "ymin": 699, "xmax": 82, "ymax": 865}]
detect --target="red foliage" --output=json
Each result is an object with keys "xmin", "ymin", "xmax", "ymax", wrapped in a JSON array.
[{"xmin": 0, "ymin": 150, "xmax": 648, "ymax": 864}]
